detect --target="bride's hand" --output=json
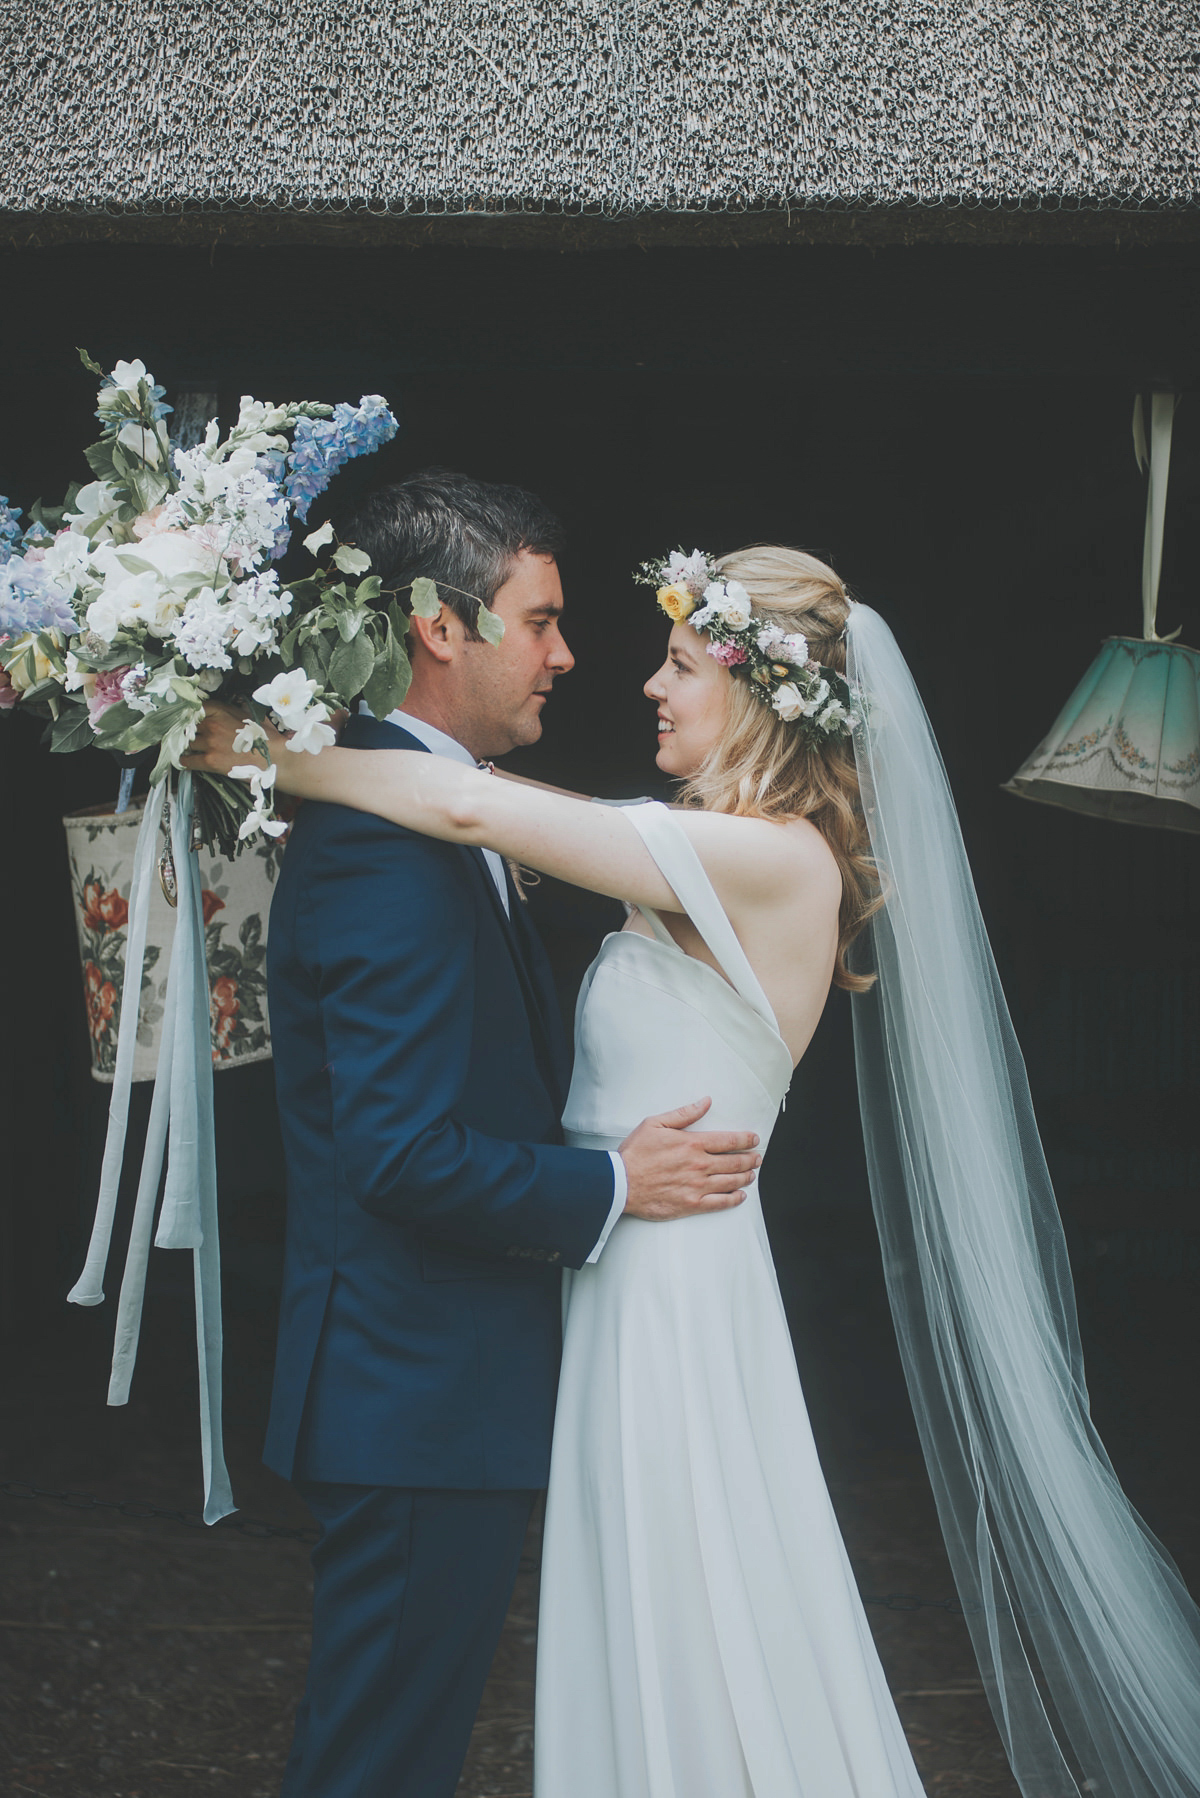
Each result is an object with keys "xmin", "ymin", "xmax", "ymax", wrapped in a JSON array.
[{"xmin": 183, "ymin": 701, "xmax": 289, "ymax": 778}]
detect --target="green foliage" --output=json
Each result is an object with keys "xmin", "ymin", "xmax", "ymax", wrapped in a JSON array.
[
  {"xmin": 332, "ymin": 545, "xmax": 371, "ymax": 575},
  {"xmin": 328, "ymin": 629, "xmax": 375, "ymax": 697},
  {"xmin": 363, "ymin": 625, "xmax": 413, "ymax": 717},
  {"xmin": 475, "ymin": 602, "xmax": 505, "ymax": 646},
  {"xmin": 49, "ymin": 705, "xmax": 98, "ymax": 755},
  {"xmin": 409, "ymin": 577, "xmax": 441, "ymax": 618}
]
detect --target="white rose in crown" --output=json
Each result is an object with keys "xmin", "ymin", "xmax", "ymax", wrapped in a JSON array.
[
  {"xmin": 704, "ymin": 579, "xmax": 754, "ymax": 630},
  {"xmin": 771, "ymin": 682, "xmax": 805, "ymax": 722}
]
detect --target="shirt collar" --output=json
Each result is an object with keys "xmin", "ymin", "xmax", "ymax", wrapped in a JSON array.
[{"xmin": 383, "ymin": 710, "xmax": 478, "ymax": 768}]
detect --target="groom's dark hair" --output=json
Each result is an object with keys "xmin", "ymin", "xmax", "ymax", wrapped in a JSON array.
[{"xmin": 342, "ymin": 469, "xmax": 565, "ymax": 641}]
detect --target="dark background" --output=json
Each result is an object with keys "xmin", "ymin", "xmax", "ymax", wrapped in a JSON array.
[{"xmin": 2, "ymin": 238, "xmax": 1198, "ymax": 1548}]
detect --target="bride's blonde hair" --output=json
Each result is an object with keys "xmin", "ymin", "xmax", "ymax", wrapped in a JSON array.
[{"xmin": 677, "ymin": 545, "xmax": 881, "ymax": 992}]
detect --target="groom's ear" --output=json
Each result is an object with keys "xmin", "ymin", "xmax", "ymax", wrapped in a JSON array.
[{"xmin": 407, "ymin": 604, "xmax": 461, "ymax": 665}]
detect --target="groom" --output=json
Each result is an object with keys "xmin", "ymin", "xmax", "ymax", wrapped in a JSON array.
[{"xmin": 264, "ymin": 469, "xmax": 761, "ymax": 1798}]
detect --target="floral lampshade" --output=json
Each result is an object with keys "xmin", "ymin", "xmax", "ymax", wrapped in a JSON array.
[
  {"xmin": 1002, "ymin": 637, "xmax": 1200, "ymax": 832},
  {"xmin": 1006, "ymin": 389, "xmax": 1200, "ymax": 834},
  {"xmin": 63, "ymin": 795, "xmax": 284, "ymax": 1081}
]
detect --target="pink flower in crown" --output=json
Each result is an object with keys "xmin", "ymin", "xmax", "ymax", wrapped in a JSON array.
[
  {"xmin": 87, "ymin": 665, "xmax": 131, "ymax": 725},
  {"xmin": 707, "ymin": 642, "xmax": 748, "ymax": 667}
]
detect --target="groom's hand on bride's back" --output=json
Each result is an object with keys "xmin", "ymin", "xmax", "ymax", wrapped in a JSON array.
[{"xmin": 619, "ymin": 1098, "xmax": 761, "ymax": 1221}]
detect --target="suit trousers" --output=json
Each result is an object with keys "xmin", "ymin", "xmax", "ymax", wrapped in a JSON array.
[{"xmin": 280, "ymin": 1483, "xmax": 538, "ymax": 1798}]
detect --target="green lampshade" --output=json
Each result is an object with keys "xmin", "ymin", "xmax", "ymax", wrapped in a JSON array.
[{"xmin": 1004, "ymin": 637, "xmax": 1200, "ymax": 833}]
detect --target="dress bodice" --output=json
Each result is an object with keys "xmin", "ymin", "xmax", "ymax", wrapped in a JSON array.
[{"xmin": 561, "ymin": 803, "xmax": 793, "ymax": 1153}]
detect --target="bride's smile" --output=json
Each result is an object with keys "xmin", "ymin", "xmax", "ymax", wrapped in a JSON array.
[{"xmin": 643, "ymin": 624, "xmax": 729, "ymax": 777}]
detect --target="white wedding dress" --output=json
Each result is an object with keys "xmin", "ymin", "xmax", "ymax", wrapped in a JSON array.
[{"xmin": 535, "ymin": 801, "xmax": 926, "ymax": 1798}]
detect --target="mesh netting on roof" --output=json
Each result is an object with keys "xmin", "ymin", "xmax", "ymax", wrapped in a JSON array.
[{"xmin": 3, "ymin": 0, "xmax": 1199, "ymax": 216}]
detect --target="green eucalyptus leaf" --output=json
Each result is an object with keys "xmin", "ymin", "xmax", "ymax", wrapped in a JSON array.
[
  {"xmin": 409, "ymin": 577, "xmax": 441, "ymax": 619},
  {"xmin": 363, "ymin": 628, "xmax": 412, "ymax": 718},
  {"xmin": 21, "ymin": 675, "xmax": 64, "ymax": 707},
  {"xmin": 150, "ymin": 716, "xmax": 199, "ymax": 784},
  {"xmin": 90, "ymin": 698, "xmax": 145, "ymax": 738},
  {"xmin": 300, "ymin": 636, "xmax": 332, "ymax": 683},
  {"xmin": 355, "ymin": 576, "xmax": 383, "ymax": 607},
  {"xmin": 77, "ymin": 640, "xmax": 144, "ymax": 674},
  {"xmin": 335, "ymin": 608, "xmax": 365, "ymax": 643},
  {"xmin": 475, "ymin": 601, "xmax": 505, "ymax": 647},
  {"xmin": 387, "ymin": 598, "xmax": 411, "ymax": 640},
  {"xmin": 284, "ymin": 576, "xmax": 323, "ymax": 611},
  {"xmin": 50, "ymin": 706, "xmax": 97, "ymax": 755},
  {"xmin": 303, "ymin": 520, "xmax": 335, "ymax": 556},
  {"xmin": 28, "ymin": 497, "xmax": 70, "ymax": 534},
  {"xmin": 127, "ymin": 469, "xmax": 169, "ymax": 515},
  {"xmin": 333, "ymin": 545, "xmax": 371, "ymax": 575},
  {"xmin": 83, "ymin": 439, "xmax": 118, "ymax": 483},
  {"xmin": 328, "ymin": 630, "xmax": 375, "ymax": 699}
]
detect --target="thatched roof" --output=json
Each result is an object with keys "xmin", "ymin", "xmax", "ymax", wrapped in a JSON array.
[{"xmin": 3, "ymin": 0, "xmax": 1198, "ymax": 226}]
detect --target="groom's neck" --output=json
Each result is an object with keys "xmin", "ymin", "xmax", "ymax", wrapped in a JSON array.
[{"xmin": 397, "ymin": 695, "xmax": 483, "ymax": 761}]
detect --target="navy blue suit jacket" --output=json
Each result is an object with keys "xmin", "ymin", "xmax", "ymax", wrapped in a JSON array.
[{"xmin": 262, "ymin": 715, "xmax": 616, "ymax": 1489}]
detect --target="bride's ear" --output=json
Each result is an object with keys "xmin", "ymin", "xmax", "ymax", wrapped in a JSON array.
[{"xmin": 407, "ymin": 605, "xmax": 458, "ymax": 664}]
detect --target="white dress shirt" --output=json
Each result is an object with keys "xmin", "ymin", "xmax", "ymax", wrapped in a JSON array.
[{"xmin": 384, "ymin": 709, "xmax": 626, "ymax": 1261}]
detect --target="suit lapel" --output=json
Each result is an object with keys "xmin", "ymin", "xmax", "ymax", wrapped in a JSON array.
[
  {"xmin": 461, "ymin": 847, "xmax": 568, "ymax": 1116},
  {"xmin": 343, "ymin": 714, "xmax": 568, "ymax": 1117}
]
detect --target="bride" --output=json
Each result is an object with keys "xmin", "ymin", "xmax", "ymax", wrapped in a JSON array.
[{"xmin": 187, "ymin": 545, "xmax": 1200, "ymax": 1798}]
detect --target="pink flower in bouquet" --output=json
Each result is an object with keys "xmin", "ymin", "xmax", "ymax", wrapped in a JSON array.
[
  {"xmin": 707, "ymin": 642, "xmax": 748, "ymax": 667},
  {"xmin": 0, "ymin": 666, "xmax": 18, "ymax": 709},
  {"xmin": 87, "ymin": 665, "xmax": 131, "ymax": 726},
  {"xmin": 131, "ymin": 505, "xmax": 168, "ymax": 538}
]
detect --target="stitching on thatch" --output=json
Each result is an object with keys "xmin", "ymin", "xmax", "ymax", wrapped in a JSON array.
[{"xmin": 2, "ymin": 0, "xmax": 1198, "ymax": 214}]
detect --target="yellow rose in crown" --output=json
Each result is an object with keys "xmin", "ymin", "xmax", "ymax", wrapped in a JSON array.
[{"xmin": 657, "ymin": 583, "xmax": 697, "ymax": 622}]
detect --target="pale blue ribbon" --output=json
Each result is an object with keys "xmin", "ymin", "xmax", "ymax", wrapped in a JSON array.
[{"xmin": 68, "ymin": 772, "xmax": 234, "ymax": 1525}]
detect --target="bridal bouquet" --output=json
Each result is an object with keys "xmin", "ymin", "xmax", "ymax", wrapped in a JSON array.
[{"xmin": 0, "ymin": 353, "xmax": 488, "ymax": 853}]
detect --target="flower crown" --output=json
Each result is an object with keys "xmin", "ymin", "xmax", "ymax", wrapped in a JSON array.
[{"xmin": 636, "ymin": 549, "xmax": 860, "ymax": 742}]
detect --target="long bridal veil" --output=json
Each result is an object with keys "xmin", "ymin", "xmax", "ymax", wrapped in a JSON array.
[{"xmin": 845, "ymin": 603, "xmax": 1200, "ymax": 1798}]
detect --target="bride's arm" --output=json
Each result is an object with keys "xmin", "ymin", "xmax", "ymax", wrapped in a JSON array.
[
  {"xmin": 493, "ymin": 767, "xmax": 592, "ymax": 801},
  {"xmin": 183, "ymin": 706, "xmax": 822, "ymax": 915}
]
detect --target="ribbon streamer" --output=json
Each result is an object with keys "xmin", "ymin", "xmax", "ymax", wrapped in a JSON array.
[
  {"xmin": 68, "ymin": 774, "xmax": 234, "ymax": 1526},
  {"xmin": 1135, "ymin": 390, "xmax": 1182, "ymax": 643}
]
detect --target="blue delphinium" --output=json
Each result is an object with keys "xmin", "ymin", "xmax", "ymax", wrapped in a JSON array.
[
  {"xmin": 0, "ymin": 555, "xmax": 76, "ymax": 641},
  {"xmin": 283, "ymin": 395, "xmax": 398, "ymax": 523},
  {"xmin": 0, "ymin": 497, "xmax": 22, "ymax": 563}
]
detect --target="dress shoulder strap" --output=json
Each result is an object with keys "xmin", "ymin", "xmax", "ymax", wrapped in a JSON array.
[{"xmin": 624, "ymin": 801, "xmax": 779, "ymax": 1033}]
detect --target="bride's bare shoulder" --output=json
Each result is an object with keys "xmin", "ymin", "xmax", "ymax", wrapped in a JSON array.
[{"xmin": 672, "ymin": 808, "xmax": 842, "ymax": 909}]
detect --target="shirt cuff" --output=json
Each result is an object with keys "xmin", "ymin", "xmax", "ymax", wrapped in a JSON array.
[{"xmin": 586, "ymin": 1153, "xmax": 628, "ymax": 1263}]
